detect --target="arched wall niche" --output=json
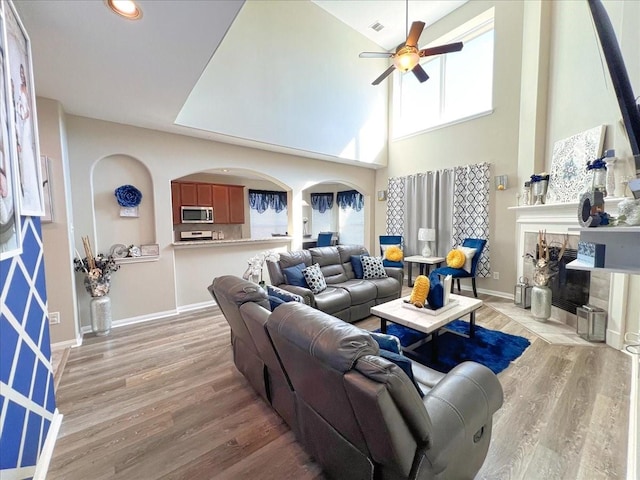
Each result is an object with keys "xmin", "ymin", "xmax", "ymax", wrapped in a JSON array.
[{"xmin": 92, "ymin": 153, "xmax": 155, "ymax": 253}]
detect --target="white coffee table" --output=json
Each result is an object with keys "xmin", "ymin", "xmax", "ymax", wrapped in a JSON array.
[
  {"xmin": 370, "ymin": 294, "xmax": 483, "ymax": 360},
  {"xmin": 403, "ymin": 255, "xmax": 446, "ymax": 286}
]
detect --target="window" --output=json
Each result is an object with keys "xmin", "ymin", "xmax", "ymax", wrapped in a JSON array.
[
  {"xmin": 310, "ymin": 192, "xmax": 335, "ymax": 237},
  {"xmin": 337, "ymin": 190, "xmax": 364, "ymax": 246},
  {"xmin": 392, "ymin": 8, "xmax": 495, "ymax": 138},
  {"xmin": 311, "ymin": 209, "xmax": 333, "ymax": 236},
  {"xmin": 249, "ymin": 190, "xmax": 288, "ymax": 238}
]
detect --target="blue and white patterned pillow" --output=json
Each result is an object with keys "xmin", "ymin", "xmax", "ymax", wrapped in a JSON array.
[
  {"xmin": 302, "ymin": 263, "xmax": 327, "ymax": 294},
  {"xmin": 361, "ymin": 256, "xmax": 387, "ymax": 279}
]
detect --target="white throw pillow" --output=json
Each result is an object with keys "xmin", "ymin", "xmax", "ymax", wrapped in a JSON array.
[
  {"xmin": 361, "ymin": 256, "xmax": 388, "ymax": 279},
  {"xmin": 457, "ymin": 247, "xmax": 477, "ymax": 273}
]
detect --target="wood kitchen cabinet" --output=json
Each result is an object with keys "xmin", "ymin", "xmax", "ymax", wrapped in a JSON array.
[
  {"xmin": 228, "ymin": 185, "xmax": 245, "ymax": 224},
  {"xmin": 171, "ymin": 182, "xmax": 181, "ymax": 225},
  {"xmin": 197, "ymin": 184, "xmax": 213, "ymax": 207},
  {"xmin": 180, "ymin": 183, "xmax": 197, "ymax": 206},
  {"xmin": 211, "ymin": 185, "xmax": 230, "ymax": 224},
  {"xmin": 171, "ymin": 181, "xmax": 245, "ymax": 224}
]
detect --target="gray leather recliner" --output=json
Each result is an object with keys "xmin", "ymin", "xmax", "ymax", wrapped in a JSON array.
[
  {"xmin": 210, "ymin": 275, "xmax": 503, "ymax": 479},
  {"xmin": 208, "ymin": 276, "xmax": 297, "ymax": 433}
]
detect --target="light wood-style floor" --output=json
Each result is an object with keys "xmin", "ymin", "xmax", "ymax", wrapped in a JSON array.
[{"xmin": 49, "ymin": 292, "xmax": 631, "ymax": 480}]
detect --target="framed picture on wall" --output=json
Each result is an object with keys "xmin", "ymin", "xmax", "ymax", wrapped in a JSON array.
[
  {"xmin": 40, "ymin": 155, "xmax": 52, "ymax": 223},
  {"xmin": 3, "ymin": 0, "xmax": 43, "ymax": 217},
  {"xmin": 0, "ymin": 6, "xmax": 21, "ymax": 260}
]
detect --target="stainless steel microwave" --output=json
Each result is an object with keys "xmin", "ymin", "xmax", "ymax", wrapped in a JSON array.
[{"xmin": 181, "ymin": 206, "xmax": 214, "ymax": 223}]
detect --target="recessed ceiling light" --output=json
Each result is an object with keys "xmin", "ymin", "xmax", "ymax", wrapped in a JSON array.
[{"xmin": 106, "ymin": 0, "xmax": 143, "ymax": 20}]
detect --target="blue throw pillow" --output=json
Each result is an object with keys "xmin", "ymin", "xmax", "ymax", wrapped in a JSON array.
[
  {"xmin": 350, "ymin": 254, "xmax": 369, "ymax": 279},
  {"xmin": 370, "ymin": 332, "xmax": 402, "ymax": 354},
  {"xmin": 268, "ymin": 295, "xmax": 286, "ymax": 311},
  {"xmin": 267, "ymin": 285, "xmax": 303, "ymax": 303},
  {"xmin": 427, "ymin": 271, "xmax": 444, "ymax": 309},
  {"xmin": 378, "ymin": 350, "xmax": 424, "ymax": 398},
  {"xmin": 282, "ymin": 263, "xmax": 308, "ymax": 287}
]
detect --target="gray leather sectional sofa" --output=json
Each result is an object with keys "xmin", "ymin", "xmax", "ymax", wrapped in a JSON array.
[
  {"xmin": 209, "ymin": 275, "xmax": 504, "ymax": 480},
  {"xmin": 266, "ymin": 244, "xmax": 403, "ymax": 323}
]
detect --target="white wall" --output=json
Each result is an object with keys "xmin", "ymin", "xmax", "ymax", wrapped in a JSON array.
[
  {"xmin": 65, "ymin": 115, "xmax": 376, "ymax": 331},
  {"xmin": 37, "ymin": 98, "xmax": 79, "ymax": 345},
  {"xmin": 177, "ymin": 0, "xmax": 388, "ymax": 167}
]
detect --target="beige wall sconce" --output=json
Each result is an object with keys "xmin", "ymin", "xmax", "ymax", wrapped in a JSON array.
[
  {"xmin": 495, "ymin": 175, "xmax": 508, "ymax": 190},
  {"xmin": 377, "ymin": 190, "xmax": 388, "ymax": 201}
]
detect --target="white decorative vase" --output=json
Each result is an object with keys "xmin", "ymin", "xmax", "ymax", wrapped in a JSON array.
[{"xmin": 90, "ymin": 295, "xmax": 112, "ymax": 336}]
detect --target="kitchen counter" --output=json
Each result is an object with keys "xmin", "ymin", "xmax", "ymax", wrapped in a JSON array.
[{"xmin": 172, "ymin": 236, "xmax": 293, "ymax": 248}]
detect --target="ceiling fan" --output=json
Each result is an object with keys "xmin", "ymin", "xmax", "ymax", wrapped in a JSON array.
[{"xmin": 359, "ymin": 2, "xmax": 464, "ymax": 86}]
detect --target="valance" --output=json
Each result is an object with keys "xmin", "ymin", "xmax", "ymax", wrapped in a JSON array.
[
  {"xmin": 337, "ymin": 190, "xmax": 364, "ymax": 211},
  {"xmin": 310, "ymin": 193, "xmax": 334, "ymax": 213},
  {"xmin": 248, "ymin": 189, "xmax": 287, "ymax": 213}
]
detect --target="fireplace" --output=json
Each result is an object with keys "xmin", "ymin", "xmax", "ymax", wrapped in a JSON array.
[
  {"xmin": 548, "ymin": 249, "xmax": 590, "ymax": 314},
  {"xmin": 522, "ymin": 231, "xmax": 606, "ymax": 327},
  {"xmin": 513, "ymin": 198, "xmax": 628, "ymax": 346}
]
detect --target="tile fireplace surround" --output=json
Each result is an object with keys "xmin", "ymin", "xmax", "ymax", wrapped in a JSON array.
[{"xmin": 510, "ymin": 197, "xmax": 628, "ymax": 349}]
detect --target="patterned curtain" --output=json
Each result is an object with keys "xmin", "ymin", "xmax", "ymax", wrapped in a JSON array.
[
  {"xmin": 336, "ymin": 190, "xmax": 364, "ymax": 211},
  {"xmin": 248, "ymin": 189, "xmax": 287, "ymax": 213},
  {"xmin": 386, "ymin": 177, "xmax": 405, "ymax": 235},
  {"xmin": 452, "ymin": 162, "xmax": 491, "ymax": 277},
  {"xmin": 310, "ymin": 192, "xmax": 334, "ymax": 213}
]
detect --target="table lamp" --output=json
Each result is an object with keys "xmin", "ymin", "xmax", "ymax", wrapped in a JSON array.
[{"xmin": 418, "ymin": 228, "xmax": 436, "ymax": 257}]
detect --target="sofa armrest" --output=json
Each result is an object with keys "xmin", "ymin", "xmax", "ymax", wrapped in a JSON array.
[
  {"xmin": 421, "ymin": 361, "xmax": 503, "ymax": 472},
  {"xmin": 384, "ymin": 266, "xmax": 404, "ymax": 286},
  {"xmin": 272, "ymin": 284, "xmax": 314, "ymax": 306}
]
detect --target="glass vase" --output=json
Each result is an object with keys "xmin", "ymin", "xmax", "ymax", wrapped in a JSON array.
[
  {"xmin": 90, "ymin": 295, "xmax": 112, "ymax": 336},
  {"xmin": 591, "ymin": 167, "xmax": 607, "ymax": 195},
  {"xmin": 531, "ymin": 285, "xmax": 552, "ymax": 322}
]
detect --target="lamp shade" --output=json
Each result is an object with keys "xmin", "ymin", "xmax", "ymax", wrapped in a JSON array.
[
  {"xmin": 418, "ymin": 228, "xmax": 436, "ymax": 242},
  {"xmin": 393, "ymin": 45, "xmax": 420, "ymax": 72}
]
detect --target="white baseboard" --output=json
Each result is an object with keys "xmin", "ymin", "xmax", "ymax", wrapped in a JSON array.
[
  {"xmin": 78, "ymin": 303, "xmax": 220, "ymax": 335},
  {"xmin": 177, "ymin": 300, "xmax": 217, "ymax": 313},
  {"xmin": 80, "ymin": 308, "xmax": 179, "ymax": 334},
  {"xmin": 33, "ymin": 409, "xmax": 63, "ymax": 480},
  {"xmin": 51, "ymin": 334, "xmax": 82, "ymax": 350},
  {"xmin": 455, "ymin": 284, "xmax": 514, "ymax": 300}
]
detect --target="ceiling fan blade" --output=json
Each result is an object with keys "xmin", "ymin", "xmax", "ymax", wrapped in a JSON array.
[
  {"xmin": 372, "ymin": 65, "xmax": 396, "ymax": 86},
  {"xmin": 406, "ymin": 21, "xmax": 426, "ymax": 47},
  {"xmin": 412, "ymin": 64, "xmax": 429, "ymax": 83},
  {"xmin": 359, "ymin": 52, "xmax": 394, "ymax": 58},
  {"xmin": 419, "ymin": 42, "xmax": 464, "ymax": 57}
]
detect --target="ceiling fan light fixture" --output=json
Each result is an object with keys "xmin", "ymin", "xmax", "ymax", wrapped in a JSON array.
[{"xmin": 393, "ymin": 46, "xmax": 420, "ymax": 72}]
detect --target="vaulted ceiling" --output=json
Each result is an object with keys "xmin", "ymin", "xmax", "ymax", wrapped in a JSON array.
[{"xmin": 15, "ymin": 0, "xmax": 466, "ymax": 164}]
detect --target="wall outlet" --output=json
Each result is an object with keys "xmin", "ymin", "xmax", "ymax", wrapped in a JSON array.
[
  {"xmin": 493, "ymin": 272, "xmax": 500, "ymax": 280},
  {"xmin": 49, "ymin": 312, "xmax": 60, "ymax": 325}
]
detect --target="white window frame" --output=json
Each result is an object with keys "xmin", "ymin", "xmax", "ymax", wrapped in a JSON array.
[{"xmin": 392, "ymin": 8, "xmax": 495, "ymax": 140}]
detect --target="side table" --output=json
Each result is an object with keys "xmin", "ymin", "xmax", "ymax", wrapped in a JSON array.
[{"xmin": 404, "ymin": 255, "xmax": 446, "ymax": 287}]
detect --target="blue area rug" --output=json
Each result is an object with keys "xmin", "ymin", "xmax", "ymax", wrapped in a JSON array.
[{"xmin": 375, "ymin": 320, "xmax": 530, "ymax": 375}]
